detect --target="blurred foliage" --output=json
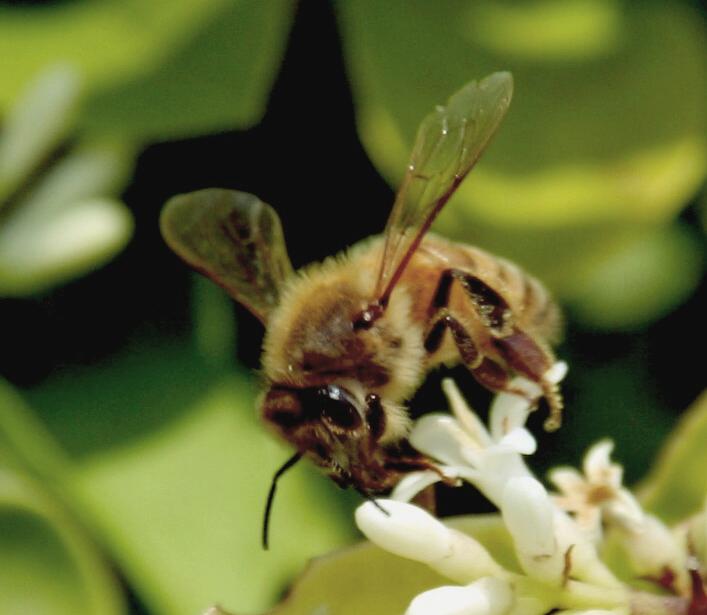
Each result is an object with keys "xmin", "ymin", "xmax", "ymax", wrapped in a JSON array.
[
  {"xmin": 0, "ymin": 66, "xmax": 133, "ymax": 295},
  {"xmin": 0, "ymin": 0, "xmax": 292, "ymax": 296},
  {"xmin": 0, "ymin": 382, "xmax": 124, "ymax": 615},
  {"xmin": 638, "ymin": 391, "xmax": 707, "ymax": 524},
  {"xmin": 338, "ymin": 0, "xmax": 706, "ymax": 329},
  {"xmin": 0, "ymin": 1, "xmax": 705, "ymax": 614},
  {"xmin": 0, "ymin": 0, "xmax": 292, "ymax": 141}
]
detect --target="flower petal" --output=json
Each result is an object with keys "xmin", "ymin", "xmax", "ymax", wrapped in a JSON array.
[
  {"xmin": 498, "ymin": 427, "xmax": 537, "ymax": 455},
  {"xmin": 405, "ymin": 578, "xmax": 513, "ymax": 615},
  {"xmin": 501, "ymin": 477, "xmax": 563, "ymax": 583},
  {"xmin": 548, "ymin": 467, "xmax": 585, "ymax": 495},
  {"xmin": 442, "ymin": 379, "xmax": 493, "ymax": 447},
  {"xmin": 502, "ymin": 477, "xmax": 556, "ymax": 557},
  {"xmin": 489, "ymin": 385, "xmax": 535, "ymax": 440},
  {"xmin": 355, "ymin": 500, "xmax": 453, "ymax": 563},
  {"xmin": 409, "ymin": 414, "xmax": 476, "ymax": 467},
  {"xmin": 583, "ymin": 440, "xmax": 615, "ymax": 481},
  {"xmin": 604, "ymin": 489, "xmax": 644, "ymax": 531},
  {"xmin": 391, "ymin": 471, "xmax": 443, "ymax": 503}
]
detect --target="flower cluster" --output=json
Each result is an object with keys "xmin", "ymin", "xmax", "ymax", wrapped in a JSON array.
[{"xmin": 356, "ymin": 368, "xmax": 707, "ymax": 615}]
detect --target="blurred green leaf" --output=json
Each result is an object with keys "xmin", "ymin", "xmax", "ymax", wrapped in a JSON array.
[
  {"xmin": 551, "ymin": 344, "xmax": 675, "ymax": 485},
  {"xmin": 81, "ymin": 1, "xmax": 293, "ymax": 140},
  {"xmin": 0, "ymin": 65, "xmax": 81, "ymax": 203},
  {"xmin": 0, "ymin": 0, "xmax": 232, "ymax": 109},
  {"xmin": 563, "ymin": 224, "xmax": 704, "ymax": 330},
  {"xmin": 26, "ymin": 340, "xmax": 357, "ymax": 615},
  {"xmin": 192, "ymin": 275, "xmax": 237, "ymax": 366},
  {"xmin": 0, "ymin": 145, "xmax": 134, "ymax": 296},
  {"xmin": 232, "ymin": 515, "xmax": 511, "ymax": 615},
  {"xmin": 339, "ymin": 0, "xmax": 706, "ymax": 326},
  {"xmin": 0, "ymin": 468, "xmax": 125, "ymax": 615},
  {"xmin": 0, "ymin": 379, "xmax": 69, "ymax": 484},
  {"xmin": 637, "ymin": 391, "xmax": 707, "ymax": 524},
  {"xmin": 1, "ymin": 1, "xmax": 292, "ymax": 141}
]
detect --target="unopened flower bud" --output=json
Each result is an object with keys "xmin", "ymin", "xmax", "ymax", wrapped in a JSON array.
[
  {"xmin": 356, "ymin": 500, "xmax": 503, "ymax": 583},
  {"xmin": 405, "ymin": 578, "xmax": 513, "ymax": 615},
  {"xmin": 615, "ymin": 515, "xmax": 686, "ymax": 585},
  {"xmin": 356, "ymin": 499, "xmax": 453, "ymax": 562},
  {"xmin": 501, "ymin": 476, "xmax": 563, "ymax": 584}
]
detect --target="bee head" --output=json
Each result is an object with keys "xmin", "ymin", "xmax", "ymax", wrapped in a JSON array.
[{"xmin": 261, "ymin": 382, "xmax": 389, "ymax": 476}]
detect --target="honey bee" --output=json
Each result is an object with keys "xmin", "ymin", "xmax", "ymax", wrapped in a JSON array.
[{"xmin": 161, "ymin": 72, "xmax": 563, "ymax": 543}]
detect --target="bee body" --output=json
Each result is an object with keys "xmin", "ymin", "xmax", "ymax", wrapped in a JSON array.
[{"xmin": 161, "ymin": 72, "xmax": 565, "ymax": 500}]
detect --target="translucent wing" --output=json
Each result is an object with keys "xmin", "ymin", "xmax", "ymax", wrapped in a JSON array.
[
  {"xmin": 374, "ymin": 72, "xmax": 513, "ymax": 303},
  {"xmin": 160, "ymin": 188, "xmax": 293, "ymax": 323}
]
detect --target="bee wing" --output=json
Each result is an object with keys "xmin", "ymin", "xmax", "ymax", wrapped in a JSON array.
[
  {"xmin": 374, "ymin": 72, "xmax": 513, "ymax": 303},
  {"xmin": 160, "ymin": 188, "xmax": 293, "ymax": 323}
]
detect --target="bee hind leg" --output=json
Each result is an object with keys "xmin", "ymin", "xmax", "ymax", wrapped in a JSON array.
[{"xmin": 493, "ymin": 329, "xmax": 564, "ymax": 431}]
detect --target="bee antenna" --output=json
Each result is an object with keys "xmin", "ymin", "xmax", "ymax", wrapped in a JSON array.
[
  {"xmin": 355, "ymin": 487, "xmax": 390, "ymax": 517},
  {"xmin": 262, "ymin": 452, "xmax": 302, "ymax": 550}
]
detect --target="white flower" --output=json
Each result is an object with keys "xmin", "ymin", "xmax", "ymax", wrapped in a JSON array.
[
  {"xmin": 405, "ymin": 578, "xmax": 513, "ymax": 615},
  {"xmin": 349, "ymin": 376, "xmax": 707, "ymax": 615},
  {"xmin": 549, "ymin": 440, "xmax": 644, "ymax": 542},
  {"xmin": 355, "ymin": 499, "xmax": 504, "ymax": 583},
  {"xmin": 393, "ymin": 366, "xmax": 569, "ymax": 506},
  {"xmin": 501, "ymin": 476, "xmax": 563, "ymax": 584}
]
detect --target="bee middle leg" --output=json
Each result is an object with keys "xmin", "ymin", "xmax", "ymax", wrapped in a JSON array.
[
  {"xmin": 429, "ymin": 268, "xmax": 513, "ymax": 336},
  {"xmin": 424, "ymin": 308, "xmax": 526, "ymax": 399},
  {"xmin": 428, "ymin": 268, "xmax": 563, "ymax": 429}
]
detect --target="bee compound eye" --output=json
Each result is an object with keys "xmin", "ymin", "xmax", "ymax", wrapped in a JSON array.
[{"xmin": 318, "ymin": 385, "xmax": 362, "ymax": 430}]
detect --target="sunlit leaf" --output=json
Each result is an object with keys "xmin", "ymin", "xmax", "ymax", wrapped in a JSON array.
[
  {"xmin": 227, "ymin": 515, "xmax": 512, "ymax": 615},
  {"xmin": 80, "ymin": 0, "xmax": 293, "ymax": 140},
  {"xmin": 0, "ymin": 65, "xmax": 81, "ymax": 203},
  {"xmin": 563, "ymin": 224, "xmax": 704, "ymax": 330},
  {"xmin": 0, "ymin": 0, "xmax": 232, "ymax": 108},
  {"xmin": 637, "ymin": 391, "xmax": 707, "ymax": 524},
  {"xmin": 0, "ymin": 379, "xmax": 69, "ymax": 483},
  {"xmin": 192, "ymin": 275, "xmax": 238, "ymax": 366},
  {"xmin": 26, "ymin": 340, "xmax": 357, "ymax": 615},
  {"xmin": 1, "ymin": 1, "xmax": 292, "ymax": 141},
  {"xmin": 0, "ymin": 468, "xmax": 125, "ymax": 615}
]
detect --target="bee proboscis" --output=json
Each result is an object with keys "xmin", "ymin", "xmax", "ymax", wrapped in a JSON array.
[{"xmin": 161, "ymin": 72, "xmax": 564, "ymax": 546}]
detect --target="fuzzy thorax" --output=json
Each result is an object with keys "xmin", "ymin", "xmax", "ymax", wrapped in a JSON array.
[{"xmin": 261, "ymin": 241, "xmax": 426, "ymax": 443}]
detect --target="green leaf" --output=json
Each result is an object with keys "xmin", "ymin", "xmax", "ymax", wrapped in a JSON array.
[
  {"xmin": 229, "ymin": 515, "xmax": 512, "ymax": 615},
  {"xmin": 192, "ymin": 275, "xmax": 238, "ymax": 366},
  {"xmin": 80, "ymin": 0, "xmax": 293, "ymax": 140},
  {"xmin": 0, "ymin": 379, "xmax": 69, "ymax": 484},
  {"xmin": 0, "ymin": 0, "xmax": 233, "ymax": 109},
  {"xmin": 1, "ymin": 1, "xmax": 292, "ymax": 141},
  {"xmin": 0, "ymin": 468, "xmax": 125, "ymax": 615},
  {"xmin": 0, "ymin": 145, "xmax": 134, "ymax": 296},
  {"xmin": 338, "ymin": 0, "xmax": 706, "ymax": 325},
  {"xmin": 563, "ymin": 224, "xmax": 704, "ymax": 330},
  {"xmin": 637, "ymin": 391, "xmax": 707, "ymax": 524},
  {"xmin": 0, "ymin": 65, "xmax": 81, "ymax": 203},
  {"xmin": 26, "ymin": 340, "xmax": 357, "ymax": 615}
]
